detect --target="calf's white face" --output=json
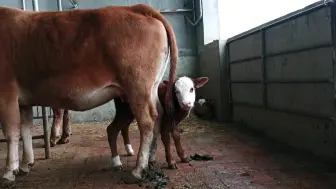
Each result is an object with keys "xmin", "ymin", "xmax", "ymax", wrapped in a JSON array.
[{"xmin": 174, "ymin": 76, "xmax": 209, "ymax": 110}]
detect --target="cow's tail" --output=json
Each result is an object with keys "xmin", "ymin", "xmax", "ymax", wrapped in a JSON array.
[{"xmin": 131, "ymin": 4, "xmax": 178, "ymax": 124}]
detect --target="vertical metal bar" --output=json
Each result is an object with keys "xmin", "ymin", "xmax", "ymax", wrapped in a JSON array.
[
  {"xmin": 32, "ymin": 0, "xmax": 39, "ymax": 11},
  {"xmin": 57, "ymin": 0, "xmax": 62, "ymax": 11},
  {"xmin": 226, "ymin": 44, "xmax": 233, "ymax": 121},
  {"xmin": 42, "ymin": 107, "xmax": 50, "ymax": 159},
  {"xmin": 331, "ymin": 6, "xmax": 336, "ymax": 120},
  {"xmin": 261, "ymin": 29, "xmax": 267, "ymax": 108},
  {"xmin": 31, "ymin": 0, "xmax": 50, "ymax": 159},
  {"xmin": 22, "ymin": 0, "xmax": 26, "ymax": 10}
]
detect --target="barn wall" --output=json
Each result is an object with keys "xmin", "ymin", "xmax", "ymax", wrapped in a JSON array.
[
  {"xmin": 226, "ymin": 1, "xmax": 336, "ymax": 162},
  {"xmin": 0, "ymin": 0, "xmax": 200, "ymax": 124}
]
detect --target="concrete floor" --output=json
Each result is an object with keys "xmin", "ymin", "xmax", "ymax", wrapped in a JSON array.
[{"xmin": 0, "ymin": 116, "xmax": 335, "ymax": 189}]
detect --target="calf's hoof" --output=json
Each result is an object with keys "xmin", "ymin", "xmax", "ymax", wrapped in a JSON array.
[
  {"xmin": 126, "ymin": 151, "xmax": 135, "ymax": 156},
  {"xmin": 113, "ymin": 165, "xmax": 123, "ymax": 171},
  {"xmin": 57, "ymin": 137, "xmax": 69, "ymax": 145},
  {"xmin": 1, "ymin": 179, "xmax": 15, "ymax": 189},
  {"xmin": 49, "ymin": 141, "xmax": 56, "ymax": 147},
  {"xmin": 181, "ymin": 156, "xmax": 191, "ymax": 163},
  {"xmin": 168, "ymin": 162, "xmax": 178, "ymax": 170}
]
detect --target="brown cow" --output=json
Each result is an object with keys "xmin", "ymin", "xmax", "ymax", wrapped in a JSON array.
[
  {"xmin": 108, "ymin": 76, "xmax": 209, "ymax": 169},
  {"xmin": 0, "ymin": 4, "xmax": 177, "ymax": 186},
  {"xmin": 50, "ymin": 108, "xmax": 71, "ymax": 147}
]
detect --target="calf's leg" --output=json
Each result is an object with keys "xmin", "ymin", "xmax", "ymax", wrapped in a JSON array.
[
  {"xmin": 19, "ymin": 106, "xmax": 35, "ymax": 175},
  {"xmin": 148, "ymin": 92, "xmax": 163, "ymax": 169},
  {"xmin": 172, "ymin": 128, "xmax": 190, "ymax": 163},
  {"xmin": 107, "ymin": 98, "xmax": 135, "ymax": 170},
  {"xmin": 128, "ymin": 89, "xmax": 160, "ymax": 180},
  {"xmin": 57, "ymin": 109, "xmax": 71, "ymax": 145},
  {"xmin": 121, "ymin": 125, "xmax": 135, "ymax": 156},
  {"xmin": 160, "ymin": 118, "xmax": 176, "ymax": 169},
  {"xmin": 50, "ymin": 108, "xmax": 63, "ymax": 147}
]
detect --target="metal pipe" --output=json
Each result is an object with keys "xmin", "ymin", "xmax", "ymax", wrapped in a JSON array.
[
  {"xmin": 57, "ymin": 0, "xmax": 62, "ymax": 11},
  {"xmin": 185, "ymin": 0, "xmax": 203, "ymax": 26},
  {"xmin": 159, "ymin": 8, "xmax": 193, "ymax": 13},
  {"xmin": 22, "ymin": 0, "xmax": 26, "ymax": 10},
  {"xmin": 30, "ymin": 0, "xmax": 51, "ymax": 158},
  {"xmin": 42, "ymin": 107, "xmax": 51, "ymax": 159},
  {"xmin": 32, "ymin": 0, "xmax": 39, "ymax": 11}
]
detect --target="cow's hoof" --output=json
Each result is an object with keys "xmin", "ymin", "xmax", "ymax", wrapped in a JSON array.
[
  {"xmin": 122, "ymin": 171, "xmax": 142, "ymax": 184},
  {"xmin": 113, "ymin": 165, "xmax": 123, "ymax": 171},
  {"xmin": 1, "ymin": 178, "xmax": 15, "ymax": 189},
  {"xmin": 57, "ymin": 138, "xmax": 69, "ymax": 145},
  {"xmin": 181, "ymin": 157, "xmax": 191, "ymax": 163},
  {"xmin": 17, "ymin": 169, "xmax": 28, "ymax": 177},
  {"xmin": 12, "ymin": 169, "xmax": 19, "ymax": 176},
  {"xmin": 148, "ymin": 161, "xmax": 157, "ymax": 170}
]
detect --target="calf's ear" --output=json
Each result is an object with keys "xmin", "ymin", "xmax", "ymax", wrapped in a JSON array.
[{"xmin": 193, "ymin": 77, "xmax": 209, "ymax": 88}]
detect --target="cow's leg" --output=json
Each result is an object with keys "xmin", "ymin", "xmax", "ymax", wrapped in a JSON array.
[
  {"xmin": 57, "ymin": 109, "xmax": 71, "ymax": 145},
  {"xmin": 160, "ymin": 119, "xmax": 176, "ymax": 169},
  {"xmin": 121, "ymin": 125, "xmax": 135, "ymax": 156},
  {"xmin": 172, "ymin": 128, "xmax": 191, "ymax": 163},
  {"xmin": 148, "ymin": 95, "xmax": 163, "ymax": 170},
  {"xmin": 19, "ymin": 106, "xmax": 35, "ymax": 175},
  {"xmin": 0, "ymin": 96, "xmax": 20, "ymax": 185},
  {"xmin": 107, "ymin": 98, "xmax": 134, "ymax": 170},
  {"xmin": 50, "ymin": 108, "xmax": 63, "ymax": 147},
  {"xmin": 128, "ymin": 85, "xmax": 162, "ymax": 180}
]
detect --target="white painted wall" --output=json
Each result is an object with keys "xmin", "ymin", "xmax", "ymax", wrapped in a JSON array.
[{"xmin": 218, "ymin": 0, "xmax": 319, "ymax": 39}]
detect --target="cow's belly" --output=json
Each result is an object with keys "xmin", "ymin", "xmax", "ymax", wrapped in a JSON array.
[{"xmin": 19, "ymin": 80, "xmax": 123, "ymax": 111}]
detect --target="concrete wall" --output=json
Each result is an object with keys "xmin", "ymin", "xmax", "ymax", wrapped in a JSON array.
[
  {"xmin": 226, "ymin": 2, "xmax": 336, "ymax": 162},
  {"xmin": 198, "ymin": 40, "xmax": 231, "ymax": 123},
  {"xmin": 1, "ymin": 0, "xmax": 201, "ymax": 124}
]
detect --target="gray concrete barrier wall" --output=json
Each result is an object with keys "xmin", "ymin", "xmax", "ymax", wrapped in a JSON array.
[{"xmin": 226, "ymin": 1, "xmax": 336, "ymax": 162}]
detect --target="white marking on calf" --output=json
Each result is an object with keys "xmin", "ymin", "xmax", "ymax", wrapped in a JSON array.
[
  {"xmin": 174, "ymin": 77, "xmax": 196, "ymax": 110},
  {"xmin": 111, "ymin": 155, "xmax": 122, "ymax": 167},
  {"xmin": 125, "ymin": 144, "xmax": 134, "ymax": 155}
]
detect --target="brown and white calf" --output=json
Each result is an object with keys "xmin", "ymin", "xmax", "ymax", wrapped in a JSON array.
[
  {"xmin": 108, "ymin": 76, "xmax": 209, "ymax": 169},
  {"xmin": 0, "ymin": 4, "xmax": 177, "ymax": 185},
  {"xmin": 50, "ymin": 108, "xmax": 71, "ymax": 147}
]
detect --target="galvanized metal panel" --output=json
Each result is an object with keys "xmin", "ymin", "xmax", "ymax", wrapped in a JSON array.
[
  {"xmin": 266, "ymin": 47, "xmax": 333, "ymax": 80},
  {"xmin": 0, "ymin": 0, "xmax": 23, "ymax": 8},
  {"xmin": 265, "ymin": 7, "xmax": 332, "ymax": 54},
  {"xmin": 229, "ymin": 33, "xmax": 262, "ymax": 62},
  {"xmin": 231, "ymin": 59, "xmax": 262, "ymax": 81},
  {"xmin": 231, "ymin": 83, "xmax": 263, "ymax": 105},
  {"xmin": 233, "ymin": 105, "xmax": 336, "ymax": 162},
  {"xmin": 267, "ymin": 83, "xmax": 334, "ymax": 117}
]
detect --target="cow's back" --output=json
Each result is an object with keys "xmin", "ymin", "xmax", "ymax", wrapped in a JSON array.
[{"xmin": 0, "ymin": 6, "xmax": 168, "ymax": 110}]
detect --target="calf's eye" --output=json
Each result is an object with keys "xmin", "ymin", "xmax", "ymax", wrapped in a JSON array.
[{"xmin": 190, "ymin": 88, "xmax": 194, "ymax": 93}]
